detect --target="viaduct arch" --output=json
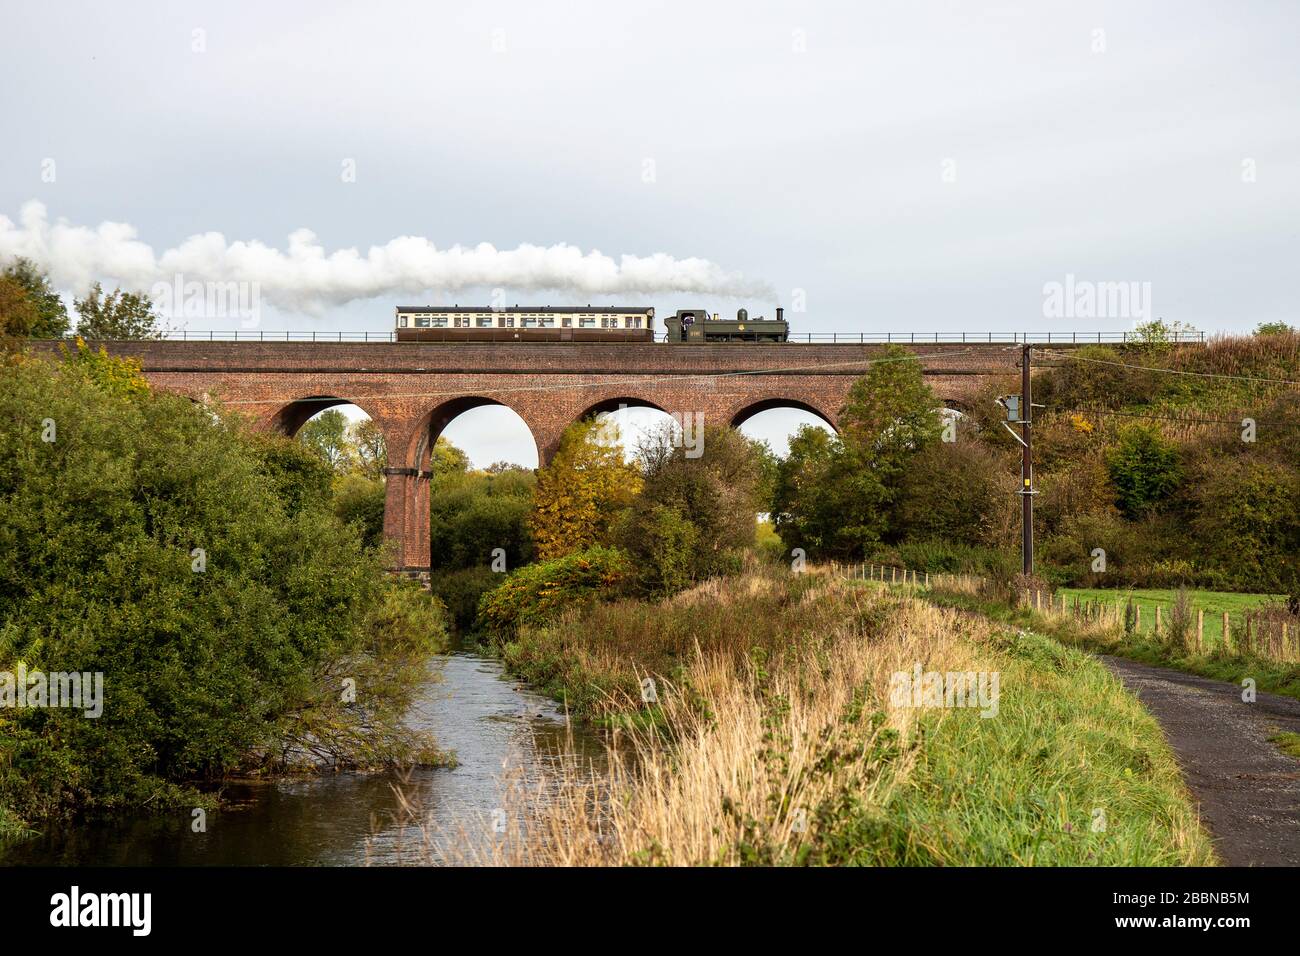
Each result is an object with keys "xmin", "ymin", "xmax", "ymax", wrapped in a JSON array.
[{"xmin": 67, "ymin": 339, "xmax": 1030, "ymax": 576}]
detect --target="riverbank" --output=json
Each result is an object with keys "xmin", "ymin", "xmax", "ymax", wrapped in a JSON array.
[
  {"xmin": 1, "ymin": 653, "xmax": 602, "ymax": 866},
  {"xmin": 487, "ymin": 567, "xmax": 1215, "ymax": 865}
]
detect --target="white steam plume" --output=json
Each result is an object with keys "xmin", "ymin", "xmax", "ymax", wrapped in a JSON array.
[{"xmin": 0, "ymin": 201, "xmax": 773, "ymax": 314}]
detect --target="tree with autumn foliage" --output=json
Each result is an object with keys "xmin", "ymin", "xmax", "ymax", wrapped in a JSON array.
[{"xmin": 528, "ymin": 418, "xmax": 642, "ymax": 559}]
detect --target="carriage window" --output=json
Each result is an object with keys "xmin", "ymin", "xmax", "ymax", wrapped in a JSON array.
[
  {"xmin": 500, "ymin": 315, "xmax": 515, "ymax": 327},
  {"xmin": 398, "ymin": 315, "xmax": 409, "ymax": 328},
  {"xmin": 562, "ymin": 317, "xmax": 572, "ymax": 327},
  {"xmin": 580, "ymin": 316, "xmax": 596, "ymax": 328},
  {"xmin": 477, "ymin": 315, "xmax": 493, "ymax": 327},
  {"xmin": 414, "ymin": 316, "xmax": 430, "ymax": 328},
  {"xmin": 601, "ymin": 316, "xmax": 617, "ymax": 328},
  {"xmin": 540, "ymin": 316, "xmax": 555, "ymax": 327},
  {"xmin": 456, "ymin": 316, "xmax": 472, "ymax": 328},
  {"xmin": 430, "ymin": 316, "xmax": 448, "ymax": 328}
]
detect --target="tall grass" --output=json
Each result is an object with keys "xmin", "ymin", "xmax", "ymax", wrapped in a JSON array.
[{"xmin": 421, "ymin": 569, "xmax": 1214, "ymax": 866}]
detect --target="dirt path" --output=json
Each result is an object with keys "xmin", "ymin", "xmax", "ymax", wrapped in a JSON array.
[{"xmin": 1100, "ymin": 656, "xmax": 1300, "ymax": 866}]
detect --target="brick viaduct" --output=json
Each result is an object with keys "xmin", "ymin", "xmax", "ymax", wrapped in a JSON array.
[{"xmin": 82, "ymin": 340, "xmax": 1031, "ymax": 575}]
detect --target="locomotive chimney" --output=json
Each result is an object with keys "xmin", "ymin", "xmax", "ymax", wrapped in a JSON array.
[{"xmin": 777, "ymin": 307, "xmax": 784, "ymax": 322}]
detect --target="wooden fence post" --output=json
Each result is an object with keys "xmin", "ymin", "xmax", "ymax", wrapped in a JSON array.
[
  {"xmin": 1222, "ymin": 612, "xmax": 1231, "ymax": 652},
  {"xmin": 1196, "ymin": 609, "xmax": 1204, "ymax": 653},
  {"xmin": 1155, "ymin": 605, "xmax": 1162, "ymax": 636}
]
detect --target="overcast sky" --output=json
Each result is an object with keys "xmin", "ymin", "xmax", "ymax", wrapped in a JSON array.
[{"xmin": 4, "ymin": 1, "xmax": 1297, "ymax": 464}]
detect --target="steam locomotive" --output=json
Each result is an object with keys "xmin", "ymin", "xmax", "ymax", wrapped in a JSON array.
[
  {"xmin": 394, "ymin": 305, "xmax": 788, "ymax": 343},
  {"xmin": 664, "ymin": 307, "xmax": 788, "ymax": 343}
]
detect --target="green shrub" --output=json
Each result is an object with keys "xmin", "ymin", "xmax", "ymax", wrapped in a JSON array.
[
  {"xmin": 1106, "ymin": 425, "xmax": 1181, "ymax": 518},
  {"xmin": 478, "ymin": 546, "xmax": 629, "ymax": 637},
  {"xmin": 245, "ymin": 431, "xmax": 335, "ymax": 514},
  {"xmin": 1185, "ymin": 455, "xmax": 1300, "ymax": 593},
  {"xmin": 892, "ymin": 441, "xmax": 1012, "ymax": 547},
  {"xmin": 333, "ymin": 474, "xmax": 387, "ymax": 550},
  {"xmin": 0, "ymin": 353, "xmax": 448, "ymax": 826},
  {"xmin": 622, "ymin": 504, "xmax": 698, "ymax": 597}
]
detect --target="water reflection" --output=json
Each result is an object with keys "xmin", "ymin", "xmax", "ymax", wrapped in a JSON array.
[{"xmin": 2, "ymin": 654, "xmax": 604, "ymax": 866}]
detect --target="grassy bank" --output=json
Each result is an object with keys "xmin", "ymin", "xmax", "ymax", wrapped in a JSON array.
[
  {"xmin": 482, "ymin": 568, "xmax": 1214, "ymax": 865},
  {"xmin": 925, "ymin": 586, "xmax": 1300, "ymax": 701}
]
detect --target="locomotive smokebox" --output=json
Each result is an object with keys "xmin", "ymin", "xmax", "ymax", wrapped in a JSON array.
[{"xmin": 737, "ymin": 308, "xmax": 748, "ymax": 322}]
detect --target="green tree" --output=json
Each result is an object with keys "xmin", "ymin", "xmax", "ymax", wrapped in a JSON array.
[
  {"xmin": 1106, "ymin": 425, "xmax": 1182, "ymax": 519},
  {"xmin": 1186, "ymin": 456, "xmax": 1300, "ymax": 593},
  {"xmin": 432, "ymin": 435, "xmax": 470, "ymax": 476},
  {"xmin": 839, "ymin": 344, "xmax": 942, "ymax": 472},
  {"xmin": 748, "ymin": 437, "xmax": 780, "ymax": 513},
  {"xmin": 430, "ymin": 467, "xmax": 535, "ymax": 571},
  {"xmin": 1131, "ymin": 318, "xmax": 1198, "ymax": 351},
  {"xmin": 247, "ymin": 432, "xmax": 335, "ymax": 514},
  {"xmin": 1255, "ymin": 321, "xmax": 1295, "ymax": 336},
  {"xmin": 529, "ymin": 419, "xmax": 642, "ymax": 560},
  {"xmin": 617, "ymin": 424, "xmax": 761, "ymax": 594},
  {"xmin": 771, "ymin": 426, "xmax": 889, "ymax": 560},
  {"xmin": 298, "ymin": 408, "xmax": 354, "ymax": 470},
  {"xmin": 350, "ymin": 418, "xmax": 387, "ymax": 479},
  {"xmin": 2, "ymin": 259, "xmax": 69, "ymax": 339},
  {"xmin": 73, "ymin": 283, "xmax": 164, "ymax": 340},
  {"xmin": 772, "ymin": 348, "xmax": 942, "ymax": 560}
]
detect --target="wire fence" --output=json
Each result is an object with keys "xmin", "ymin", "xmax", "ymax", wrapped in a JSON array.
[{"xmin": 839, "ymin": 561, "xmax": 1299, "ymax": 665}]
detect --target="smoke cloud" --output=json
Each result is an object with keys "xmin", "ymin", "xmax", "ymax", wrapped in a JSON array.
[{"xmin": 0, "ymin": 201, "xmax": 773, "ymax": 315}]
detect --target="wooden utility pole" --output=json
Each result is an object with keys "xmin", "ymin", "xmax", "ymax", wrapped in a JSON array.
[{"xmin": 1021, "ymin": 344, "xmax": 1034, "ymax": 576}]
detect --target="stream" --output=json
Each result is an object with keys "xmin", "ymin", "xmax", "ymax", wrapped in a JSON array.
[{"xmin": 1, "ymin": 652, "xmax": 606, "ymax": 866}]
